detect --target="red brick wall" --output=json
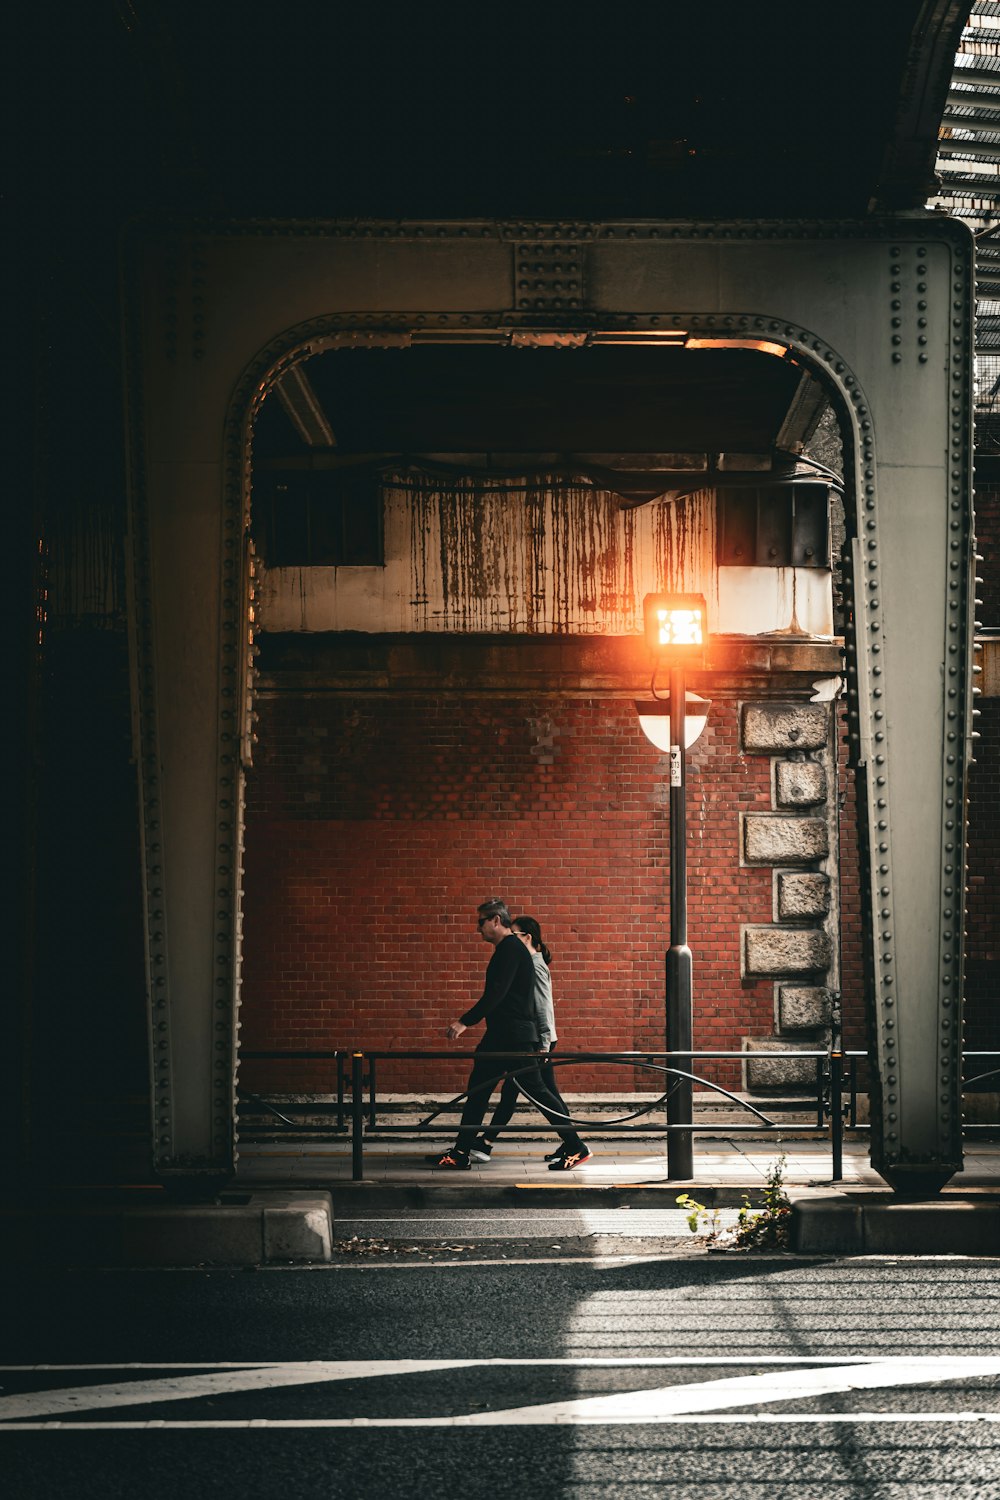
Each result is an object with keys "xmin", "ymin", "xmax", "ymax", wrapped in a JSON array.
[
  {"xmin": 967, "ymin": 699, "xmax": 1000, "ymax": 1057},
  {"xmin": 966, "ymin": 481, "xmax": 1000, "ymax": 1058},
  {"xmin": 241, "ymin": 692, "xmax": 787, "ymax": 1095}
]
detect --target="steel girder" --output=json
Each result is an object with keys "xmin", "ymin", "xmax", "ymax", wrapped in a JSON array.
[{"xmin": 123, "ymin": 219, "xmax": 975, "ymax": 1189}]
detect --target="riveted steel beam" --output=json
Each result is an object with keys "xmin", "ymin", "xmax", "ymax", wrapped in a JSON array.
[
  {"xmin": 951, "ymin": 63, "xmax": 1000, "ymax": 89},
  {"xmin": 938, "ymin": 135, "xmax": 1000, "ymax": 159},
  {"xmin": 942, "ymin": 109, "xmax": 1000, "ymax": 128},
  {"xmin": 124, "ymin": 218, "xmax": 974, "ymax": 1189},
  {"xmin": 947, "ymin": 86, "xmax": 1000, "ymax": 108}
]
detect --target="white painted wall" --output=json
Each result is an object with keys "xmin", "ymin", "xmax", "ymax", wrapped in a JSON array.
[
  {"xmin": 257, "ymin": 479, "xmax": 834, "ymax": 638},
  {"xmin": 716, "ymin": 565, "xmax": 833, "ymax": 637}
]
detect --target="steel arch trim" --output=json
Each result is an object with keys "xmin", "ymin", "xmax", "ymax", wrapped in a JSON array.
[{"xmin": 129, "ymin": 216, "xmax": 974, "ymax": 1182}]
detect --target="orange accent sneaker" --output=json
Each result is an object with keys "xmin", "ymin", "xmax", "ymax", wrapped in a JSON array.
[
  {"xmin": 548, "ymin": 1148, "xmax": 593, "ymax": 1171},
  {"xmin": 429, "ymin": 1151, "xmax": 471, "ymax": 1170}
]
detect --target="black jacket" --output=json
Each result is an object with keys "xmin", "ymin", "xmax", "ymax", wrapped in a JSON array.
[{"xmin": 460, "ymin": 934, "xmax": 540, "ymax": 1047}]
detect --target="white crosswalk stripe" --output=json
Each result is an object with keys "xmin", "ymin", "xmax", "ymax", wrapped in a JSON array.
[{"xmin": 4, "ymin": 1356, "xmax": 1000, "ymax": 1428}]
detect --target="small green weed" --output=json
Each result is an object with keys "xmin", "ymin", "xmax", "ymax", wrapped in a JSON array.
[
  {"xmin": 736, "ymin": 1152, "xmax": 792, "ymax": 1249},
  {"xmin": 676, "ymin": 1153, "xmax": 792, "ymax": 1251},
  {"xmin": 675, "ymin": 1192, "xmax": 722, "ymax": 1238}
]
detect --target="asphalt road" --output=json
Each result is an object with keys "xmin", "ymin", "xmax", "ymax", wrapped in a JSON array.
[{"xmin": 5, "ymin": 1233, "xmax": 1000, "ymax": 1499}]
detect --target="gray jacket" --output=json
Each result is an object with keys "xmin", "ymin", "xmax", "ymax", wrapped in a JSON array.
[{"xmin": 532, "ymin": 952, "xmax": 556, "ymax": 1049}]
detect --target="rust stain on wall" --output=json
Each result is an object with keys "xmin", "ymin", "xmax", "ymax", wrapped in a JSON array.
[{"xmin": 391, "ymin": 475, "xmax": 717, "ymax": 635}]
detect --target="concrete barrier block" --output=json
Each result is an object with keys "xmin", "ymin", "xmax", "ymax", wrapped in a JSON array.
[
  {"xmin": 263, "ymin": 1195, "xmax": 333, "ymax": 1262},
  {"xmin": 776, "ymin": 761, "xmax": 828, "ymax": 807},
  {"xmin": 0, "ymin": 1190, "xmax": 337, "ymax": 1268},
  {"xmin": 862, "ymin": 1202, "xmax": 1000, "ymax": 1256},
  {"xmin": 742, "ymin": 704, "xmax": 829, "ymax": 753},
  {"xmin": 762, "ymin": 1193, "xmax": 1000, "ymax": 1256},
  {"xmin": 123, "ymin": 1208, "xmax": 263, "ymax": 1265},
  {"xmin": 744, "ymin": 815, "xmax": 829, "ymax": 864},
  {"xmin": 778, "ymin": 872, "xmax": 831, "ymax": 920},
  {"xmin": 744, "ymin": 926, "xmax": 831, "ymax": 976},
  {"xmin": 790, "ymin": 1193, "xmax": 864, "ymax": 1254}
]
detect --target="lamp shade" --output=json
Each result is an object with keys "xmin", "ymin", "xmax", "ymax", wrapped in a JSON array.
[{"xmin": 634, "ymin": 692, "xmax": 711, "ymax": 751}]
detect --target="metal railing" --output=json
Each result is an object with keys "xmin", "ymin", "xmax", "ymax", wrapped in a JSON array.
[
  {"xmin": 241, "ymin": 1045, "xmax": 838, "ymax": 1181},
  {"xmin": 239, "ymin": 1044, "xmax": 1000, "ymax": 1182}
]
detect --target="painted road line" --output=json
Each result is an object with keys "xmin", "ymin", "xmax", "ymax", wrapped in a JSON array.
[
  {"xmin": 0, "ymin": 1357, "xmax": 897, "ymax": 1373},
  {"xmin": 442, "ymin": 1357, "xmax": 1000, "ymax": 1425},
  {"xmin": 0, "ymin": 1361, "xmax": 481, "ymax": 1421},
  {"xmin": 336, "ymin": 1210, "xmax": 741, "ymax": 1238},
  {"xmin": 4, "ymin": 1356, "xmax": 1000, "ymax": 1425},
  {"xmin": 8, "ymin": 1412, "xmax": 1000, "ymax": 1431}
]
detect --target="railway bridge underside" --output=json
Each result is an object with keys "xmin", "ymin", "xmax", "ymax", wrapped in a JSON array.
[{"xmin": 125, "ymin": 219, "xmax": 975, "ymax": 1194}]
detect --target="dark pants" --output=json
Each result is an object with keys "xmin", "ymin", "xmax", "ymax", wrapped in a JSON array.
[
  {"xmin": 455, "ymin": 1046, "xmax": 583, "ymax": 1157},
  {"xmin": 482, "ymin": 1047, "xmax": 576, "ymax": 1147}
]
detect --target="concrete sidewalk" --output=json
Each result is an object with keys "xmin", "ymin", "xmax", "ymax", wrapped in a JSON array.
[
  {"xmin": 236, "ymin": 1135, "xmax": 1000, "ymax": 1193},
  {"xmin": 234, "ymin": 1137, "xmax": 1000, "ymax": 1254},
  {"xmin": 6, "ymin": 1138, "xmax": 1000, "ymax": 1269}
]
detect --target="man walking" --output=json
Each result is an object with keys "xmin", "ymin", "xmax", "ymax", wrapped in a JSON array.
[{"xmin": 429, "ymin": 898, "xmax": 591, "ymax": 1170}]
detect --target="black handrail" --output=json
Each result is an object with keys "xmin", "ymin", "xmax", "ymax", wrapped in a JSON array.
[
  {"xmin": 238, "ymin": 1048, "xmax": 349, "ymax": 1133},
  {"xmin": 238, "ymin": 1046, "xmax": 835, "ymax": 1180},
  {"xmin": 357, "ymin": 1048, "xmax": 835, "ymax": 1181},
  {"xmin": 236, "ymin": 1044, "xmax": 1000, "ymax": 1182}
]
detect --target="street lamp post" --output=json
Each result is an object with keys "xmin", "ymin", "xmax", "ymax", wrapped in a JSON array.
[{"xmin": 636, "ymin": 594, "xmax": 709, "ymax": 1181}]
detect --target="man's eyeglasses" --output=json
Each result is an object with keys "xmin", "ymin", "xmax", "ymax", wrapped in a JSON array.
[{"xmin": 477, "ymin": 916, "xmax": 490, "ymax": 928}]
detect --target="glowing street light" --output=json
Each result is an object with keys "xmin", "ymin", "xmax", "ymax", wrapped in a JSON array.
[
  {"xmin": 644, "ymin": 593, "xmax": 708, "ymax": 653},
  {"xmin": 636, "ymin": 592, "xmax": 709, "ymax": 1181}
]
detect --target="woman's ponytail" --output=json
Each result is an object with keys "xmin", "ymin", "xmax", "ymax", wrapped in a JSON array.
[{"xmin": 513, "ymin": 914, "xmax": 551, "ymax": 967}]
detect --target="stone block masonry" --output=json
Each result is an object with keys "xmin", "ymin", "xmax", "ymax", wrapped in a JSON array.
[
  {"xmin": 776, "ymin": 760, "xmax": 827, "ymax": 807},
  {"xmin": 745, "ymin": 1038, "xmax": 822, "ymax": 1091},
  {"xmin": 743, "ymin": 814, "xmax": 829, "ymax": 864},
  {"xmin": 742, "ymin": 704, "xmax": 828, "ymax": 753},
  {"xmin": 743, "ymin": 927, "xmax": 832, "ymax": 977},
  {"xmin": 780, "ymin": 986, "xmax": 834, "ymax": 1031},
  {"xmin": 738, "ymin": 699, "xmax": 840, "ymax": 1090},
  {"xmin": 778, "ymin": 872, "xmax": 831, "ymax": 920}
]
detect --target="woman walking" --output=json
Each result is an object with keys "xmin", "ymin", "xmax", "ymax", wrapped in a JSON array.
[{"xmin": 471, "ymin": 915, "xmax": 591, "ymax": 1171}]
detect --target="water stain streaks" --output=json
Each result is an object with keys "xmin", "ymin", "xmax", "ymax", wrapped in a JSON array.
[{"xmin": 392, "ymin": 475, "xmax": 716, "ymax": 635}]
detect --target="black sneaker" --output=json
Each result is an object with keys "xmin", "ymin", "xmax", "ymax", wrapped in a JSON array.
[
  {"xmin": 548, "ymin": 1147, "xmax": 593, "ymax": 1171},
  {"xmin": 429, "ymin": 1150, "xmax": 471, "ymax": 1170},
  {"xmin": 468, "ymin": 1138, "xmax": 493, "ymax": 1162},
  {"xmin": 544, "ymin": 1146, "xmax": 567, "ymax": 1162}
]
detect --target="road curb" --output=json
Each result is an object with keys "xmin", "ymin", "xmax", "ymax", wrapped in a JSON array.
[
  {"xmin": 0, "ymin": 1190, "xmax": 334, "ymax": 1267},
  {"xmin": 790, "ymin": 1189, "xmax": 1000, "ymax": 1255},
  {"xmin": 328, "ymin": 1181, "xmax": 770, "ymax": 1209}
]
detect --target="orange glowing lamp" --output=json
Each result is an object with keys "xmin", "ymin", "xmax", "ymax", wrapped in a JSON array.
[{"xmin": 643, "ymin": 593, "xmax": 707, "ymax": 658}]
